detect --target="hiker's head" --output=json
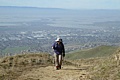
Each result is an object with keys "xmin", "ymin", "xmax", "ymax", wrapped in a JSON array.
[
  {"xmin": 59, "ymin": 39, "xmax": 62, "ymax": 42},
  {"xmin": 55, "ymin": 38, "xmax": 62, "ymax": 43}
]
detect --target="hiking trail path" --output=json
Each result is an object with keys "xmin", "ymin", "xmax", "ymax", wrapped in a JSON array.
[{"xmin": 17, "ymin": 65, "xmax": 91, "ymax": 80}]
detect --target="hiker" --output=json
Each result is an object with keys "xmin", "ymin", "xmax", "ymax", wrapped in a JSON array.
[{"xmin": 52, "ymin": 38, "xmax": 65, "ymax": 70}]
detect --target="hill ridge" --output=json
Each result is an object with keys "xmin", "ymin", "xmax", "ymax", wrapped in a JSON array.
[
  {"xmin": 0, "ymin": 46, "xmax": 120, "ymax": 80},
  {"xmin": 66, "ymin": 45, "xmax": 118, "ymax": 60}
]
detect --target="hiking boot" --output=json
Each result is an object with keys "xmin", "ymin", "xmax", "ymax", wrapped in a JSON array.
[
  {"xmin": 59, "ymin": 65, "xmax": 61, "ymax": 69},
  {"xmin": 56, "ymin": 66, "xmax": 59, "ymax": 70}
]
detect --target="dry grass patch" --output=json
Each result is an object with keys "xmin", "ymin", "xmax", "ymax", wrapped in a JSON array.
[{"xmin": 0, "ymin": 53, "xmax": 53, "ymax": 80}]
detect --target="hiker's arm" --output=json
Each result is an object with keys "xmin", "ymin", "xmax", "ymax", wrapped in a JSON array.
[
  {"xmin": 52, "ymin": 42, "xmax": 57, "ymax": 50},
  {"xmin": 63, "ymin": 53, "xmax": 65, "ymax": 57},
  {"xmin": 62, "ymin": 44, "xmax": 65, "ymax": 57},
  {"xmin": 52, "ymin": 43, "xmax": 55, "ymax": 49}
]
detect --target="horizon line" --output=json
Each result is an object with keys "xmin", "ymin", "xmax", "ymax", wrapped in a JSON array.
[{"xmin": 0, "ymin": 6, "xmax": 120, "ymax": 10}]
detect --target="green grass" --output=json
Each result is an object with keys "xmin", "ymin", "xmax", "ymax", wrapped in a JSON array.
[
  {"xmin": 65, "ymin": 45, "xmax": 118, "ymax": 60},
  {"xmin": 2, "ymin": 46, "xmax": 29, "ymax": 54}
]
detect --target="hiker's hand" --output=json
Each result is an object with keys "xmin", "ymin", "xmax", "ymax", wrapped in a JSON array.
[{"xmin": 63, "ymin": 53, "xmax": 65, "ymax": 57}]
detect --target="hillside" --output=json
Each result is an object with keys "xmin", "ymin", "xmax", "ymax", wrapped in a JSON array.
[
  {"xmin": 65, "ymin": 45, "xmax": 118, "ymax": 60},
  {"xmin": 0, "ymin": 53, "xmax": 75, "ymax": 80},
  {"xmin": 0, "ymin": 53, "xmax": 53, "ymax": 80},
  {"xmin": 0, "ymin": 46, "xmax": 120, "ymax": 80},
  {"xmin": 87, "ymin": 48, "xmax": 120, "ymax": 80}
]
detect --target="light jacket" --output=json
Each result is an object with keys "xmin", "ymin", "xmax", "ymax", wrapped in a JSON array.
[{"xmin": 52, "ymin": 42, "xmax": 65, "ymax": 55}]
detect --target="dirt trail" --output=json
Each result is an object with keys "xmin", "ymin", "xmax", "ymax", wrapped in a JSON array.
[{"xmin": 17, "ymin": 65, "xmax": 91, "ymax": 80}]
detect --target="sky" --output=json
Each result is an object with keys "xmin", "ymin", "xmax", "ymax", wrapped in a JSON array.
[{"xmin": 0, "ymin": 0, "xmax": 120, "ymax": 9}]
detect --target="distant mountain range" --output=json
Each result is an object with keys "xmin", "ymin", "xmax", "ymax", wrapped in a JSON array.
[
  {"xmin": 0, "ymin": 6, "xmax": 68, "ymax": 11},
  {"xmin": 0, "ymin": 6, "xmax": 120, "ymax": 10},
  {"xmin": 0, "ymin": 6, "xmax": 120, "ymax": 15}
]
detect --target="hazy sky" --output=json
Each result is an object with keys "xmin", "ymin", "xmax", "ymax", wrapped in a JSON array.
[{"xmin": 0, "ymin": 0, "xmax": 120, "ymax": 9}]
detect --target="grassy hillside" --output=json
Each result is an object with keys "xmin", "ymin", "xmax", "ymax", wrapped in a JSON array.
[
  {"xmin": 86, "ymin": 49, "xmax": 120, "ymax": 80},
  {"xmin": 2, "ymin": 46, "xmax": 29, "ymax": 54},
  {"xmin": 0, "ymin": 47, "xmax": 120, "ymax": 80},
  {"xmin": 0, "ymin": 52, "xmax": 74, "ymax": 80},
  {"xmin": 0, "ymin": 53, "xmax": 53, "ymax": 79},
  {"xmin": 68, "ymin": 47, "xmax": 120, "ymax": 80},
  {"xmin": 65, "ymin": 45, "xmax": 118, "ymax": 60}
]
